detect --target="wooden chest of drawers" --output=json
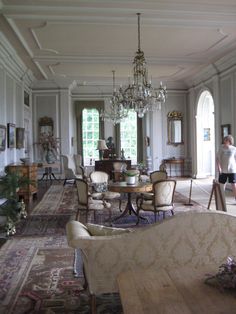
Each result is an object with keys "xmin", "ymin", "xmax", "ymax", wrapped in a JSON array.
[
  {"xmin": 95, "ymin": 159, "xmax": 131, "ymax": 180},
  {"xmin": 7, "ymin": 163, "xmax": 38, "ymax": 203}
]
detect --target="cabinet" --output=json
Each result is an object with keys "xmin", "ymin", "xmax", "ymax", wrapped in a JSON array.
[
  {"xmin": 95, "ymin": 159, "xmax": 131, "ymax": 180},
  {"xmin": 7, "ymin": 163, "xmax": 38, "ymax": 202},
  {"xmin": 163, "ymin": 158, "xmax": 184, "ymax": 177}
]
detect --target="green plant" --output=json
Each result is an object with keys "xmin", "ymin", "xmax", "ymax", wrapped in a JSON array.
[
  {"xmin": 0, "ymin": 168, "xmax": 34, "ymax": 222},
  {"xmin": 124, "ymin": 170, "xmax": 138, "ymax": 177}
]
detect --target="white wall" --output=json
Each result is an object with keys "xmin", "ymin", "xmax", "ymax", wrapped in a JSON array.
[{"xmin": 0, "ymin": 33, "xmax": 34, "ymax": 174}]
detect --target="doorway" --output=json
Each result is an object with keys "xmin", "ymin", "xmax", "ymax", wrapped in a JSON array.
[{"xmin": 196, "ymin": 90, "xmax": 215, "ymax": 178}]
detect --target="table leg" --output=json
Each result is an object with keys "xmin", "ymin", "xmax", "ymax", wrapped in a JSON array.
[{"xmin": 112, "ymin": 193, "xmax": 147, "ymax": 223}]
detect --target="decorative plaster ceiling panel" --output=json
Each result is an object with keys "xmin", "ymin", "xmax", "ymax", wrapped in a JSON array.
[{"xmin": 1, "ymin": 0, "xmax": 236, "ymax": 90}]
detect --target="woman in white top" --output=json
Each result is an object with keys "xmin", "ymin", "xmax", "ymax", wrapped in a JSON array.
[{"xmin": 216, "ymin": 135, "xmax": 236, "ymax": 199}]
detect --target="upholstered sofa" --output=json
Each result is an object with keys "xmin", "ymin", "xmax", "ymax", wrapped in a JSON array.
[{"xmin": 66, "ymin": 211, "xmax": 236, "ymax": 313}]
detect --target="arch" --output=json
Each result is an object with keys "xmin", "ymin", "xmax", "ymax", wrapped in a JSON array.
[{"xmin": 196, "ymin": 90, "xmax": 215, "ymax": 178}]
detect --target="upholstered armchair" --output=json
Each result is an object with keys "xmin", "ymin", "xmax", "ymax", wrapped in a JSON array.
[
  {"xmin": 137, "ymin": 179, "xmax": 176, "ymax": 223},
  {"xmin": 61, "ymin": 154, "xmax": 85, "ymax": 185},
  {"xmin": 89, "ymin": 171, "xmax": 122, "ymax": 211},
  {"xmin": 138, "ymin": 170, "xmax": 168, "ymax": 201},
  {"xmin": 75, "ymin": 178, "xmax": 111, "ymax": 223},
  {"xmin": 66, "ymin": 211, "xmax": 236, "ymax": 314}
]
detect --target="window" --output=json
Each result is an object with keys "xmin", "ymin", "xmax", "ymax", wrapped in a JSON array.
[
  {"xmin": 82, "ymin": 108, "xmax": 100, "ymax": 165},
  {"xmin": 120, "ymin": 110, "xmax": 137, "ymax": 164}
]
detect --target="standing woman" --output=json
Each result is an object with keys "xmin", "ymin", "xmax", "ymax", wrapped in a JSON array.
[{"xmin": 216, "ymin": 134, "xmax": 236, "ymax": 199}]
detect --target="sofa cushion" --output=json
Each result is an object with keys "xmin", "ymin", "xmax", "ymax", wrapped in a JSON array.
[{"xmin": 86, "ymin": 223, "xmax": 131, "ymax": 236}]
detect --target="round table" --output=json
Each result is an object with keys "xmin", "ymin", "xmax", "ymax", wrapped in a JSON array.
[{"xmin": 108, "ymin": 181, "xmax": 152, "ymax": 222}]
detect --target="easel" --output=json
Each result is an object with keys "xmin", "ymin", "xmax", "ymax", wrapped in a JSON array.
[{"xmin": 207, "ymin": 180, "xmax": 227, "ymax": 211}]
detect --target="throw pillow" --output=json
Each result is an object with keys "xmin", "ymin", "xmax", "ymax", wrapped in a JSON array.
[
  {"xmin": 93, "ymin": 182, "xmax": 108, "ymax": 193},
  {"xmin": 86, "ymin": 223, "xmax": 131, "ymax": 236}
]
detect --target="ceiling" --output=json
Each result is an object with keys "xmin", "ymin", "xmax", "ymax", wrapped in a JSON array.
[{"xmin": 1, "ymin": 0, "xmax": 236, "ymax": 94}]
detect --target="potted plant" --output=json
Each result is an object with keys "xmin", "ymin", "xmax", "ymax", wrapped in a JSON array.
[
  {"xmin": 124, "ymin": 170, "xmax": 139, "ymax": 185},
  {"xmin": 0, "ymin": 167, "xmax": 33, "ymax": 235}
]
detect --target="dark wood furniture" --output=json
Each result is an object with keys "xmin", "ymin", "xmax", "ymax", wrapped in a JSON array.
[
  {"xmin": 95, "ymin": 159, "xmax": 131, "ymax": 180},
  {"xmin": 163, "ymin": 158, "xmax": 184, "ymax": 177},
  {"xmin": 7, "ymin": 163, "xmax": 38, "ymax": 203},
  {"xmin": 117, "ymin": 265, "xmax": 236, "ymax": 314}
]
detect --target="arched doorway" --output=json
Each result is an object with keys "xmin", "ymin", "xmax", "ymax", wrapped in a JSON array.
[{"xmin": 196, "ymin": 90, "xmax": 215, "ymax": 178}]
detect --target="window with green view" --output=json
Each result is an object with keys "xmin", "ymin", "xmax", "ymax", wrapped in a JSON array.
[
  {"xmin": 82, "ymin": 108, "xmax": 99, "ymax": 165},
  {"xmin": 120, "ymin": 110, "xmax": 137, "ymax": 164}
]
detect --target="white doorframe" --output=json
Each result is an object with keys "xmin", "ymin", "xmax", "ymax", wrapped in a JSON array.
[{"xmin": 196, "ymin": 90, "xmax": 215, "ymax": 178}]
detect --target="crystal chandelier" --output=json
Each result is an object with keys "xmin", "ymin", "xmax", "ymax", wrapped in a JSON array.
[
  {"xmin": 123, "ymin": 13, "xmax": 167, "ymax": 118},
  {"xmin": 100, "ymin": 70, "xmax": 129, "ymax": 125}
]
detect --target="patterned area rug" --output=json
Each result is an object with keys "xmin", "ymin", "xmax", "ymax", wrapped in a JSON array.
[
  {"xmin": 32, "ymin": 184, "xmax": 78, "ymax": 215},
  {"xmin": 0, "ymin": 237, "xmax": 122, "ymax": 314}
]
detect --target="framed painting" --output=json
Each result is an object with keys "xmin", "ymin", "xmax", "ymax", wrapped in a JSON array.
[
  {"xmin": 16, "ymin": 127, "xmax": 25, "ymax": 149},
  {"xmin": 221, "ymin": 124, "xmax": 231, "ymax": 143},
  {"xmin": 7, "ymin": 123, "xmax": 16, "ymax": 148},
  {"xmin": 0, "ymin": 125, "xmax": 6, "ymax": 151}
]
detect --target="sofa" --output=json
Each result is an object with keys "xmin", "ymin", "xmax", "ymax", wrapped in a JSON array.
[{"xmin": 66, "ymin": 211, "xmax": 236, "ymax": 313}]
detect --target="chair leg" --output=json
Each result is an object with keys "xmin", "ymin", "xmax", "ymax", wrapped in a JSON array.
[
  {"xmin": 136, "ymin": 208, "xmax": 140, "ymax": 225},
  {"xmin": 90, "ymin": 294, "xmax": 96, "ymax": 314},
  {"xmin": 163, "ymin": 212, "xmax": 165, "ymax": 219},
  {"xmin": 119, "ymin": 199, "xmax": 122, "ymax": 212},
  {"xmin": 63, "ymin": 179, "xmax": 67, "ymax": 186},
  {"xmin": 83, "ymin": 265, "xmax": 88, "ymax": 290},
  {"xmin": 154, "ymin": 212, "xmax": 157, "ymax": 222}
]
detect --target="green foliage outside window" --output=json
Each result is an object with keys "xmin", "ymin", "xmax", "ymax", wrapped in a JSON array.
[
  {"xmin": 82, "ymin": 108, "xmax": 99, "ymax": 165},
  {"xmin": 120, "ymin": 110, "xmax": 137, "ymax": 164}
]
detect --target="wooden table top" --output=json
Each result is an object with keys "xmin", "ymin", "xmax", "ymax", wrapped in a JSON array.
[
  {"xmin": 117, "ymin": 265, "xmax": 236, "ymax": 314},
  {"xmin": 109, "ymin": 181, "xmax": 153, "ymax": 193}
]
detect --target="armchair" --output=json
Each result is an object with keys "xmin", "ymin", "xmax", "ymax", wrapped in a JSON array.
[
  {"xmin": 75, "ymin": 178, "xmax": 111, "ymax": 223},
  {"xmin": 61, "ymin": 154, "xmax": 85, "ymax": 185},
  {"xmin": 66, "ymin": 211, "xmax": 236, "ymax": 314},
  {"xmin": 89, "ymin": 171, "xmax": 122, "ymax": 211},
  {"xmin": 137, "ymin": 179, "xmax": 176, "ymax": 223}
]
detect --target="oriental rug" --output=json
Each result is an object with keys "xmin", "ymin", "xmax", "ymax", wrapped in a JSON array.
[
  {"xmin": 0, "ymin": 237, "xmax": 121, "ymax": 314},
  {"xmin": 31, "ymin": 184, "xmax": 78, "ymax": 215}
]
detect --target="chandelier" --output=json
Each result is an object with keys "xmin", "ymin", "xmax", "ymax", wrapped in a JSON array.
[
  {"xmin": 123, "ymin": 13, "xmax": 167, "ymax": 118},
  {"xmin": 100, "ymin": 70, "xmax": 129, "ymax": 125}
]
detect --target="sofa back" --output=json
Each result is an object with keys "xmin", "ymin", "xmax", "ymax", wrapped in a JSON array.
[{"xmin": 67, "ymin": 211, "xmax": 236, "ymax": 295}]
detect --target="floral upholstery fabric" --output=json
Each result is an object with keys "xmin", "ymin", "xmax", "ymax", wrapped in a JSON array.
[
  {"xmin": 93, "ymin": 182, "xmax": 108, "ymax": 193},
  {"xmin": 66, "ymin": 211, "xmax": 236, "ymax": 296}
]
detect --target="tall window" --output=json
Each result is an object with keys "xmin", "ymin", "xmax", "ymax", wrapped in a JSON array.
[
  {"xmin": 82, "ymin": 108, "xmax": 100, "ymax": 165},
  {"xmin": 120, "ymin": 110, "xmax": 137, "ymax": 164}
]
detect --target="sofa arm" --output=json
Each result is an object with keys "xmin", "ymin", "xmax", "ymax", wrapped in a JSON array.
[{"xmin": 66, "ymin": 220, "xmax": 91, "ymax": 248}]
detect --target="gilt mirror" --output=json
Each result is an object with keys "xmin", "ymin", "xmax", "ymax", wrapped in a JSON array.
[
  {"xmin": 39, "ymin": 116, "xmax": 53, "ymax": 136},
  {"xmin": 167, "ymin": 111, "xmax": 183, "ymax": 145}
]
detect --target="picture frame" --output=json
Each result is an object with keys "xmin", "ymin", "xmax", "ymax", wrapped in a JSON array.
[
  {"xmin": 203, "ymin": 128, "xmax": 210, "ymax": 141},
  {"xmin": 7, "ymin": 123, "xmax": 16, "ymax": 148},
  {"xmin": 16, "ymin": 127, "xmax": 25, "ymax": 149},
  {"xmin": 221, "ymin": 124, "xmax": 231, "ymax": 143},
  {"xmin": 0, "ymin": 125, "xmax": 6, "ymax": 151}
]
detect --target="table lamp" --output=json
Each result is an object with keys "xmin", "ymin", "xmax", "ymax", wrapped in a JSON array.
[{"xmin": 96, "ymin": 139, "xmax": 108, "ymax": 160}]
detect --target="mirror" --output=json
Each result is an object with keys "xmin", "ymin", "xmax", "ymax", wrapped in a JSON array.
[
  {"xmin": 39, "ymin": 116, "xmax": 53, "ymax": 136},
  {"xmin": 167, "ymin": 111, "xmax": 183, "ymax": 145}
]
